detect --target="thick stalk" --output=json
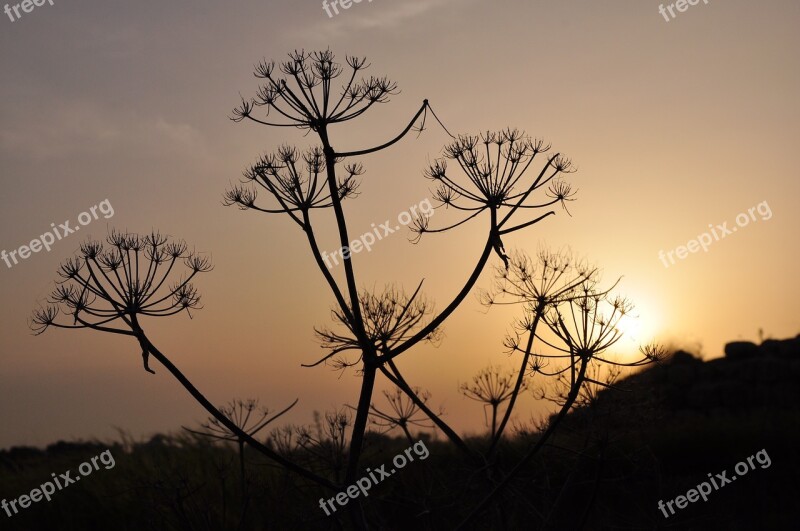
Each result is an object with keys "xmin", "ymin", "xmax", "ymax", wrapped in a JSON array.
[
  {"xmin": 383, "ymin": 230, "xmax": 495, "ymax": 362},
  {"xmin": 346, "ymin": 364, "xmax": 377, "ymax": 482},
  {"xmin": 317, "ymin": 127, "xmax": 375, "ymax": 491},
  {"xmin": 135, "ymin": 329, "xmax": 337, "ymax": 490},
  {"xmin": 301, "ymin": 211, "xmax": 354, "ymax": 326},
  {"xmin": 335, "ymin": 101, "xmax": 428, "ymax": 158},
  {"xmin": 238, "ymin": 440, "xmax": 246, "ymax": 496},
  {"xmin": 490, "ymin": 404, "xmax": 498, "ymax": 439},
  {"xmin": 400, "ymin": 422, "xmax": 413, "ymax": 444},
  {"xmin": 319, "ymin": 128, "xmax": 365, "ymax": 331},
  {"xmin": 380, "ymin": 361, "xmax": 476, "ymax": 459}
]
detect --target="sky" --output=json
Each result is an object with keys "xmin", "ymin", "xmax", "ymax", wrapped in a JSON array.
[{"xmin": 1, "ymin": 0, "xmax": 798, "ymax": 449}]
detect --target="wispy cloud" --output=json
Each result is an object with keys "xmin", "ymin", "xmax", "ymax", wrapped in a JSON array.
[
  {"xmin": 302, "ymin": 0, "xmax": 463, "ymax": 40},
  {"xmin": 0, "ymin": 102, "xmax": 206, "ymax": 162}
]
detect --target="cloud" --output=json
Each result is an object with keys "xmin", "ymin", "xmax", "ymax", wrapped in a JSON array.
[
  {"xmin": 0, "ymin": 101, "xmax": 205, "ymax": 162},
  {"xmin": 154, "ymin": 117, "xmax": 203, "ymax": 148},
  {"xmin": 303, "ymin": 0, "xmax": 461, "ymax": 40},
  {"xmin": 0, "ymin": 102, "xmax": 119, "ymax": 160}
]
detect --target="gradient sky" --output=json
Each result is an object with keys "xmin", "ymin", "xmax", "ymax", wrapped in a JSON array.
[{"xmin": 1, "ymin": 0, "xmax": 798, "ymax": 449}]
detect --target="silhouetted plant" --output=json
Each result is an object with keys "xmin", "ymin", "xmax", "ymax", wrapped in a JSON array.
[
  {"xmin": 480, "ymin": 249, "xmax": 596, "ymax": 455},
  {"xmin": 537, "ymin": 363, "xmax": 623, "ymax": 411},
  {"xmin": 230, "ymin": 49, "xmax": 399, "ymax": 131},
  {"xmin": 222, "ymin": 48, "xmax": 583, "ymax": 506},
  {"xmin": 184, "ymin": 398, "xmax": 298, "ymax": 497},
  {"xmin": 412, "ymin": 130, "xmax": 577, "ymax": 266},
  {"xmin": 460, "ymin": 366, "xmax": 526, "ymax": 439},
  {"xmin": 266, "ymin": 425, "xmax": 297, "ymax": 457},
  {"xmin": 295, "ymin": 409, "xmax": 351, "ymax": 482},
  {"xmin": 225, "ymin": 52, "xmax": 446, "ymax": 507},
  {"xmin": 310, "ymin": 284, "xmax": 441, "ymax": 371},
  {"xmin": 30, "ymin": 49, "xmax": 666, "ymax": 530},
  {"xmin": 366, "ymin": 387, "xmax": 436, "ymax": 443},
  {"xmin": 30, "ymin": 230, "xmax": 336, "ymax": 490},
  {"xmin": 459, "ymin": 261, "xmax": 666, "ymax": 527}
]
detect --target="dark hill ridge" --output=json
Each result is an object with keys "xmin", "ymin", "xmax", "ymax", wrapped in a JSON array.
[
  {"xmin": 548, "ymin": 334, "xmax": 800, "ymax": 477},
  {"xmin": 724, "ymin": 335, "xmax": 800, "ymax": 361},
  {"xmin": 541, "ymin": 335, "xmax": 800, "ymax": 530},
  {"xmin": 566, "ymin": 334, "xmax": 800, "ymax": 430}
]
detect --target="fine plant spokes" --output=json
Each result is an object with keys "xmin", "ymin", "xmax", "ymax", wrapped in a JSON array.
[
  {"xmin": 31, "ymin": 229, "xmax": 337, "ymax": 490},
  {"xmin": 460, "ymin": 366, "xmax": 527, "ymax": 440},
  {"xmin": 30, "ymin": 50, "xmax": 668, "ymax": 530},
  {"xmin": 366, "ymin": 387, "xmax": 437, "ymax": 443}
]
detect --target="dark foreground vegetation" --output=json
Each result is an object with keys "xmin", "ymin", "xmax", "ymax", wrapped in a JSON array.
[{"xmin": 2, "ymin": 336, "xmax": 799, "ymax": 531}]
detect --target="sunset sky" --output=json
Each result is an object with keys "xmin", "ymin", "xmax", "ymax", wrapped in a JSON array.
[{"xmin": 1, "ymin": 0, "xmax": 798, "ymax": 449}]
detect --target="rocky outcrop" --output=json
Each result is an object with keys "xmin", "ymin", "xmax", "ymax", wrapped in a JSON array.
[
  {"xmin": 724, "ymin": 341, "xmax": 760, "ymax": 360},
  {"xmin": 724, "ymin": 335, "xmax": 800, "ymax": 360}
]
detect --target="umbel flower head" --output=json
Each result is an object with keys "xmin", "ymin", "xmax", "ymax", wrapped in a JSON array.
[
  {"xmin": 482, "ymin": 248, "xmax": 596, "ymax": 310},
  {"xmin": 184, "ymin": 398, "xmax": 298, "ymax": 443},
  {"xmin": 411, "ymin": 129, "xmax": 577, "ymax": 266},
  {"xmin": 460, "ymin": 365, "xmax": 522, "ymax": 407},
  {"xmin": 310, "ymin": 283, "xmax": 441, "ymax": 371},
  {"xmin": 528, "ymin": 278, "xmax": 664, "ymax": 375},
  {"xmin": 231, "ymin": 49, "xmax": 399, "ymax": 131},
  {"xmin": 366, "ymin": 387, "xmax": 436, "ymax": 441},
  {"xmin": 30, "ymin": 230, "xmax": 212, "ymax": 372},
  {"xmin": 223, "ymin": 144, "xmax": 364, "ymax": 226}
]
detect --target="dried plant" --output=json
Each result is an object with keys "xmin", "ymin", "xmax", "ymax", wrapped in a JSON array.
[
  {"xmin": 231, "ymin": 49, "xmax": 399, "ymax": 131},
  {"xmin": 412, "ymin": 130, "xmax": 576, "ymax": 267},
  {"xmin": 183, "ymin": 398, "xmax": 298, "ymax": 494},
  {"xmin": 31, "ymin": 230, "xmax": 210, "ymax": 373},
  {"xmin": 296, "ymin": 409, "xmax": 352, "ymax": 482},
  {"xmin": 460, "ymin": 273, "xmax": 665, "ymax": 526},
  {"xmin": 311, "ymin": 283, "xmax": 441, "ymax": 371},
  {"xmin": 223, "ymin": 145, "xmax": 364, "ymax": 224},
  {"xmin": 460, "ymin": 366, "xmax": 527, "ymax": 439},
  {"xmin": 478, "ymin": 249, "xmax": 598, "ymax": 455},
  {"xmin": 31, "ymin": 230, "xmax": 336, "ymax": 490},
  {"xmin": 30, "ymin": 50, "xmax": 665, "ymax": 530},
  {"xmin": 367, "ymin": 387, "xmax": 436, "ymax": 443}
]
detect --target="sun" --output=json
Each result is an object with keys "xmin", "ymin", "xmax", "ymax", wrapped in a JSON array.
[
  {"xmin": 616, "ymin": 313, "xmax": 643, "ymax": 343},
  {"xmin": 613, "ymin": 295, "xmax": 662, "ymax": 357}
]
